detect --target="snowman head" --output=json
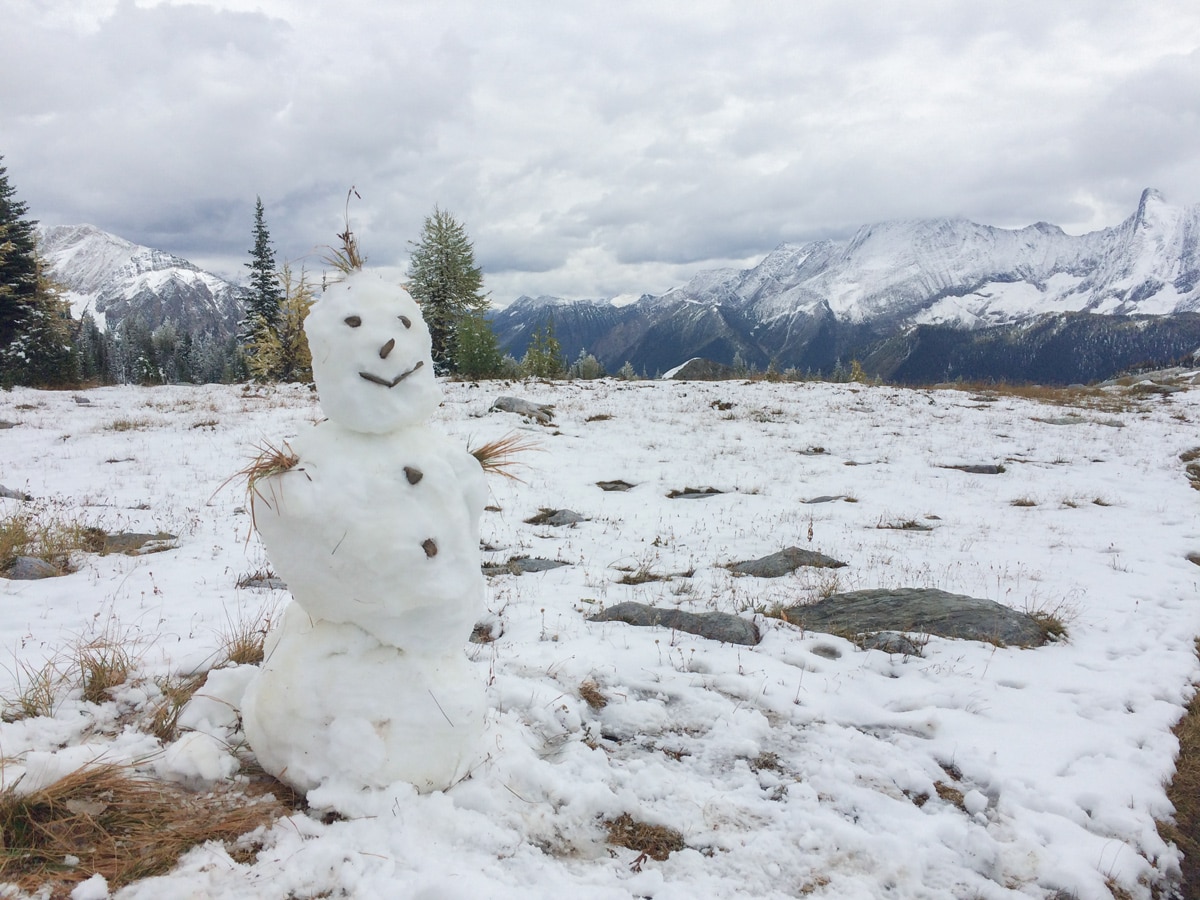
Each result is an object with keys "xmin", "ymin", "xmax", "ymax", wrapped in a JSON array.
[{"xmin": 305, "ymin": 271, "xmax": 441, "ymax": 433}]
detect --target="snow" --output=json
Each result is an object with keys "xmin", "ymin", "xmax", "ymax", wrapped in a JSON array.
[{"xmin": 0, "ymin": 375, "xmax": 1198, "ymax": 898}]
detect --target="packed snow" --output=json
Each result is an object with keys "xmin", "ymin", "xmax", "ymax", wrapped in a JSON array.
[
  {"xmin": 243, "ymin": 271, "xmax": 488, "ymax": 794},
  {"xmin": 0, "ymin": 372, "xmax": 1198, "ymax": 899}
]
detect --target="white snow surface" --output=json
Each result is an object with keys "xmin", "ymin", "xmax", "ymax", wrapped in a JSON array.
[{"xmin": 0, "ymin": 377, "xmax": 1198, "ymax": 898}]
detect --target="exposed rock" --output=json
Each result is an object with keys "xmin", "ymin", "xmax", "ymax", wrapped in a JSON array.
[
  {"xmin": 860, "ymin": 631, "xmax": 927, "ymax": 656},
  {"xmin": 666, "ymin": 486, "xmax": 723, "ymax": 499},
  {"xmin": 665, "ymin": 358, "xmax": 739, "ymax": 381},
  {"xmin": 730, "ymin": 547, "xmax": 847, "ymax": 577},
  {"xmin": 0, "ymin": 421, "xmax": 16, "ymax": 430},
  {"xmin": 73, "ymin": 395, "xmax": 92, "ymax": 405},
  {"xmin": 801, "ymin": 495, "xmax": 844, "ymax": 504},
  {"xmin": 4, "ymin": 556, "xmax": 62, "ymax": 580},
  {"xmin": 590, "ymin": 601, "xmax": 760, "ymax": 646},
  {"xmin": 781, "ymin": 588, "xmax": 1048, "ymax": 647},
  {"xmin": 525, "ymin": 509, "xmax": 588, "ymax": 527},
  {"xmin": 1187, "ymin": 553, "xmax": 1200, "ymax": 567},
  {"xmin": 939, "ymin": 464, "xmax": 1006, "ymax": 475},
  {"xmin": 596, "ymin": 480, "xmax": 635, "ymax": 492},
  {"xmin": 0, "ymin": 485, "xmax": 31, "ymax": 501},
  {"xmin": 103, "ymin": 532, "xmax": 178, "ymax": 554},
  {"xmin": 490, "ymin": 396, "xmax": 555, "ymax": 425},
  {"xmin": 483, "ymin": 556, "xmax": 569, "ymax": 576}
]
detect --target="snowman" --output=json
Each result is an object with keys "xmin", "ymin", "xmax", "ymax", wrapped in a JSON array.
[{"xmin": 240, "ymin": 270, "xmax": 487, "ymax": 795}]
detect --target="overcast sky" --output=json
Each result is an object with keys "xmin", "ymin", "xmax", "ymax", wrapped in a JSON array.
[{"xmin": 5, "ymin": 0, "xmax": 1200, "ymax": 304}]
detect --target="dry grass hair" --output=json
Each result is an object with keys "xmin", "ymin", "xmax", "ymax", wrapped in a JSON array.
[
  {"xmin": 0, "ymin": 762, "xmax": 284, "ymax": 893},
  {"xmin": 468, "ymin": 432, "xmax": 540, "ymax": 481},
  {"xmin": 322, "ymin": 186, "xmax": 366, "ymax": 276}
]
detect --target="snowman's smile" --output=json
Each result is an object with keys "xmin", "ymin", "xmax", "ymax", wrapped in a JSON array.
[{"xmin": 359, "ymin": 360, "xmax": 424, "ymax": 388}]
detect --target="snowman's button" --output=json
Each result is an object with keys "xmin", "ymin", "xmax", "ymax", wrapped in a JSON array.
[
  {"xmin": 422, "ymin": 538, "xmax": 438, "ymax": 557},
  {"xmin": 405, "ymin": 466, "xmax": 424, "ymax": 485}
]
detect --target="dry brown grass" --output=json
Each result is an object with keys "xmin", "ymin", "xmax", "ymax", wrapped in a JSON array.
[
  {"xmin": 468, "ymin": 432, "xmax": 540, "ymax": 481},
  {"xmin": 0, "ymin": 762, "xmax": 284, "ymax": 894},
  {"xmin": 579, "ymin": 679, "xmax": 608, "ymax": 710},
  {"xmin": 75, "ymin": 636, "xmax": 133, "ymax": 706},
  {"xmin": 217, "ymin": 604, "xmax": 275, "ymax": 667},
  {"xmin": 0, "ymin": 505, "xmax": 104, "ymax": 575},
  {"xmin": 145, "ymin": 672, "xmax": 208, "ymax": 743},
  {"xmin": 1159, "ymin": 640, "xmax": 1200, "ymax": 897},
  {"xmin": 1, "ymin": 658, "xmax": 64, "ymax": 722},
  {"xmin": 945, "ymin": 381, "xmax": 1136, "ymax": 413},
  {"xmin": 604, "ymin": 813, "xmax": 685, "ymax": 861}
]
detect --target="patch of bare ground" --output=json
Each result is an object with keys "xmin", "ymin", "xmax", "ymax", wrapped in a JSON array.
[{"xmin": 1158, "ymin": 639, "xmax": 1200, "ymax": 898}]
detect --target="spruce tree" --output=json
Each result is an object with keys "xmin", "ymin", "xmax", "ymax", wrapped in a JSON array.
[
  {"xmin": 520, "ymin": 319, "xmax": 564, "ymax": 379},
  {"xmin": 452, "ymin": 312, "xmax": 503, "ymax": 380},
  {"xmin": 406, "ymin": 206, "xmax": 488, "ymax": 372},
  {"xmin": 0, "ymin": 157, "xmax": 74, "ymax": 386},
  {"xmin": 242, "ymin": 196, "xmax": 282, "ymax": 344}
]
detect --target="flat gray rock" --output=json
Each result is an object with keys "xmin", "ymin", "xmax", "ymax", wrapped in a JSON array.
[
  {"xmin": 782, "ymin": 588, "xmax": 1047, "ymax": 647},
  {"xmin": 730, "ymin": 547, "xmax": 847, "ymax": 577},
  {"xmin": 483, "ymin": 556, "xmax": 569, "ymax": 576},
  {"xmin": 490, "ymin": 396, "xmax": 555, "ymax": 424},
  {"xmin": 525, "ymin": 509, "xmax": 588, "ymax": 527},
  {"xmin": 0, "ymin": 485, "xmax": 31, "ymax": 501},
  {"xmin": 4, "ymin": 556, "xmax": 62, "ymax": 580},
  {"xmin": 590, "ymin": 601, "xmax": 760, "ymax": 646}
]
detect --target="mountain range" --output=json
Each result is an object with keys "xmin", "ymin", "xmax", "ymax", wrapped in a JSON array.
[
  {"xmin": 39, "ymin": 190, "xmax": 1200, "ymax": 384},
  {"xmin": 38, "ymin": 224, "xmax": 247, "ymax": 342},
  {"xmin": 491, "ymin": 188, "xmax": 1200, "ymax": 383}
]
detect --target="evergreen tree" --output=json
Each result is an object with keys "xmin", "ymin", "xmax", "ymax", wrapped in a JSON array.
[
  {"xmin": 406, "ymin": 206, "xmax": 488, "ymax": 372},
  {"xmin": 0, "ymin": 157, "xmax": 74, "ymax": 386},
  {"xmin": 521, "ymin": 319, "xmax": 564, "ymax": 379},
  {"xmin": 242, "ymin": 196, "xmax": 282, "ymax": 344},
  {"xmin": 451, "ymin": 312, "xmax": 504, "ymax": 380}
]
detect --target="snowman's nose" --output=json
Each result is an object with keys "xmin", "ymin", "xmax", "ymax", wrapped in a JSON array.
[{"xmin": 380, "ymin": 338, "xmax": 396, "ymax": 359}]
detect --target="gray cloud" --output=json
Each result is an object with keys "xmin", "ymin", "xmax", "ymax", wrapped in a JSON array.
[{"xmin": 5, "ymin": 0, "xmax": 1200, "ymax": 304}]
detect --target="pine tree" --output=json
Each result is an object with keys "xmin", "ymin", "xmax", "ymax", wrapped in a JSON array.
[
  {"xmin": 406, "ymin": 206, "xmax": 488, "ymax": 372},
  {"xmin": 0, "ymin": 159, "xmax": 75, "ymax": 386},
  {"xmin": 242, "ymin": 196, "xmax": 282, "ymax": 345}
]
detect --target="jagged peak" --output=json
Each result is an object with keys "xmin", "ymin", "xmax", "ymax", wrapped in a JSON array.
[{"xmin": 1134, "ymin": 188, "xmax": 1169, "ymax": 226}]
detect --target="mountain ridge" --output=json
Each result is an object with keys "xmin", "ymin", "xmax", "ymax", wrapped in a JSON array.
[
  {"xmin": 490, "ymin": 188, "xmax": 1200, "ymax": 381},
  {"xmin": 38, "ymin": 223, "xmax": 248, "ymax": 341}
]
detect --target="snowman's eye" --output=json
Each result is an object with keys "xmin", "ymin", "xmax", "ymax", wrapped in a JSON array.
[
  {"xmin": 398, "ymin": 315, "xmax": 412, "ymax": 329},
  {"xmin": 344, "ymin": 316, "xmax": 362, "ymax": 328}
]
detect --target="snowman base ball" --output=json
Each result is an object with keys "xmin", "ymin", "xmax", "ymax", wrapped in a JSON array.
[{"xmin": 242, "ymin": 605, "xmax": 486, "ymax": 794}]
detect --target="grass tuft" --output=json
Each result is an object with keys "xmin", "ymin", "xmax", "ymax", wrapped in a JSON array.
[
  {"xmin": 579, "ymin": 679, "xmax": 608, "ymax": 710},
  {"xmin": 75, "ymin": 636, "xmax": 133, "ymax": 706},
  {"xmin": 0, "ymin": 505, "xmax": 103, "ymax": 575},
  {"xmin": 468, "ymin": 432, "xmax": 540, "ymax": 481},
  {"xmin": 0, "ymin": 762, "xmax": 283, "ymax": 893},
  {"xmin": 603, "ymin": 813, "xmax": 685, "ymax": 861}
]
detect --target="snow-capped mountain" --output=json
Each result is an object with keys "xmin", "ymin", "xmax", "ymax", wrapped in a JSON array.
[
  {"xmin": 38, "ymin": 224, "xmax": 247, "ymax": 340},
  {"xmin": 492, "ymin": 189, "xmax": 1200, "ymax": 382}
]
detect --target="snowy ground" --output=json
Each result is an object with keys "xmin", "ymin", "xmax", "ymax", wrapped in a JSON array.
[{"xmin": 0, "ymin": 377, "xmax": 1198, "ymax": 899}]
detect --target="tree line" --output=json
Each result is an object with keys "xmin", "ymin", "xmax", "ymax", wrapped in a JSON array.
[{"xmin": 0, "ymin": 158, "xmax": 623, "ymax": 388}]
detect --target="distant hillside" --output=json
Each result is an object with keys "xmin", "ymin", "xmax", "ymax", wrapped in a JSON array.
[{"xmin": 492, "ymin": 189, "xmax": 1200, "ymax": 383}]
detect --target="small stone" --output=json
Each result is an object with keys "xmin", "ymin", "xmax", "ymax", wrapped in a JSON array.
[
  {"xmin": 422, "ymin": 538, "xmax": 438, "ymax": 558},
  {"xmin": 525, "ymin": 508, "xmax": 588, "ymax": 527},
  {"xmin": 404, "ymin": 466, "xmax": 423, "ymax": 485},
  {"xmin": 596, "ymin": 480, "xmax": 635, "ymax": 492}
]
